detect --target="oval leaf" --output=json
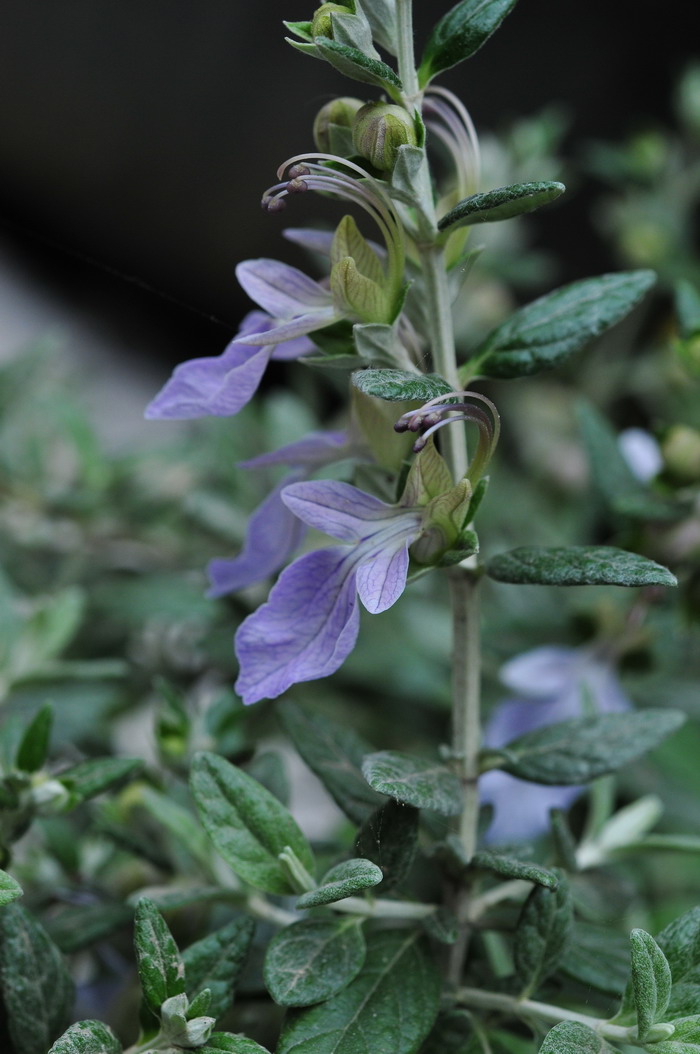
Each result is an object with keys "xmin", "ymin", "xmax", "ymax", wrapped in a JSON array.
[
  {"xmin": 133, "ymin": 898, "xmax": 185, "ymax": 1015},
  {"xmin": 471, "ymin": 850, "xmax": 558, "ymax": 889},
  {"xmin": 539, "ymin": 1021, "xmax": 616, "ymax": 1054},
  {"xmin": 48, "ymin": 1020, "xmax": 122, "ymax": 1054},
  {"xmin": 352, "ymin": 368, "xmax": 452, "ymax": 402},
  {"xmin": 264, "ymin": 918, "xmax": 365, "ymax": 1008},
  {"xmin": 438, "ymin": 181, "xmax": 565, "ymax": 232},
  {"xmin": 297, "ymin": 859, "xmax": 383, "ymax": 909},
  {"xmin": 202, "ymin": 1036, "xmax": 271, "ymax": 1054},
  {"xmin": 362, "ymin": 751, "xmax": 463, "ymax": 815},
  {"xmin": 514, "ymin": 872, "xmax": 572, "ymax": 997},
  {"xmin": 486, "ymin": 546, "xmax": 677, "ymax": 587},
  {"xmin": 315, "ymin": 37, "xmax": 402, "ymax": 95},
  {"xmin": 419, "ymin": 0, "xmax": 519, "ymax": 84},
  {"xmin": 467, "ymin": 270, "xmax": 656, "ymax": 379},
  {"xmin": 0, "ymin": 869, "xmax": 23, "ymax": 906},
  {"xmin": 190, "ymin": 752, "xmax": 314, "ymax": 895},
  {"xmin": 58, "ymin": 757, "xmax": 142, "ymax": 806},
  {"xmin": 630, "ymin": 928, "xmax": 672, "ymax": 1042},
  {"xmin": 183, "ymin": 916, "xmax": 255, "ymax": 1020},
  {"xmin": 277, "ymin": 929, "xmax": 441, "ymax": 1054},
  {"xmin": 354, "ymin": 799, "xmax": 419, "ymax": 892},
  {"xmin": 497, "ymin": 709, "xmax": 686, "ymax": 785}
]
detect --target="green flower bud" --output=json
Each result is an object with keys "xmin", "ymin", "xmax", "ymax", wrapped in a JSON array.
[
  {"xmin": 311, "ymin": 3, "xmax": 351, "ymax": 38},
  {"xmin": 662, "ymin": 424, "xmax": 700, "ymax": 483},
  {"xmin": 352, "ymin": 102, "xmax": 418, "ymax": 171},
  {"xmin": 313, "ymin": 97, "xmax": 364, "ymax": 154}
]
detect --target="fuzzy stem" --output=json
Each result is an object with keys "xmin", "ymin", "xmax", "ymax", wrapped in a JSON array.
[
  {"xmin": 449, "ymin": 567, "xmax": 482, "ymax": 860},
  {"xmin": 395, "ymin": 0, "xmax": 419, "ymax": 102},
  {"xmin": 457, "ymin": 987, "xmax": 636, "ymax": 1043}
]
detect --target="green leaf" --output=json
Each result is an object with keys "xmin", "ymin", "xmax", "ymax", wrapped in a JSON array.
[
  {"xmin": 561, "ymin": 922, "xmax": 630, "ymax": 996},
  {"xmin": 419, "ymin": 0, "xmax": 519, "ymax": 84},
  {"xmin": 58, "ymin": 757, "xmax": 142, "ymax": 806},
  {"xmin": 486, "ymin": 545, "xmax": 677, "ymax": 588},
  {"xmin": 497, "ymin": 709, "xmax": 685, "ymax": 785},
  {"xmin": 183, "ymin": 916, "xmax": 255, "ymax": 1021},
  {"xmin": 277, "ymin": 702, "xmax": 383, "ymax": 824},
  {"xmin": 47, "ymin": 1021, "xmax": 122, "ymax": 1054},
  {"xmin": 190, "ymin": 752, "xmax": 314, "ymax": 895},
  {"xmin": 297, "ymin": 859, "xmax": 384, "ymax": 908},
  {"xmin": 140, "ymin": 786, "xmax": 213, "ymax": 870},
  {"xmin": 467, "ymin": 270, "xmax": 656, "ymax": 379},
  {"xmin": 315, "ymin": 37, "xmax": 403, "ymax": 96},
  {"xmin": 264, "ymin": 917, "xmax": 366, "ymax": 1008},
  {"xmin": 676, "ymin": 279, "xmax": 700, "ymax": 339},
  {"xmin": 514, "ymin": 871, "xmax": 572, "ymax": 996},
  {"xmin": 438, "ymin": 182, "xmax": 565, "ymax": 232},
  {"xmin": 47, "ymin": 902, "xmax": 132, "ymax": 953},
  {"xmin": 471, "ymin": 850, "xmax": 558, "ymax": 889},
  {"xmin": 0, "ymin": 903, "xmax": 74, "ymax": 1054},
  {"xmin": 657, "ymin": 908, "xmax": 700, "ymax": 985},
  {"xmin": 201, "ymin": 1034, "xmax": 271, "ymax": 1054},
  {"xmin": 539, "ymin": 1021, "xmax": 615, "ymax": 1054},
  {"xmin": 0, "ymin": 868, "xmax": 22, "ymax": 905},
  {"xmin": 133, "ymin": 897, "xmax": 185, "ymax": 1015},
  {"xmin": 352, "ymin": 368, "xmax": 452, "ymax": 402},
  {"xmin": 277, "ymin": 929, "xmax": 441, "ymax": 1054},
  {"xmin": 354, "ymin": 798, "xmax": 419, "ymax": 892},
  {"xmin": 15, "ymin": 703, "xmax": 53, "ymax": 773},
  {"xmin": 362, "ymin": 751, "xmax": 463, "ymax": 815},
  {"xmin": 630, "ymin": 928, "xmax": 672, "ymax": 1041}
]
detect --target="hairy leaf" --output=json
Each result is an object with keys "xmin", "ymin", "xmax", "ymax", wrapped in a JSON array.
[
  {"xmin": 297, "ymin": 859, "xmax": 383, "ymax": 908},
  {"xmin": 0, "ymin": 868, "xmax": 22, "ymax": 905},
  {"xmin": 471, "ymin": 850, "xmax": 558, "ymax": 889},
  {"xmin": 514, "ymin": 871, "xmax": 572, "ymax": 996},
  {"xmin": 16, "ymin": 703, "xmax": 53, "ymax": 773},
  {"xmin": 315, "ymin": 37, "xmax": 402, "ymax": 95},
  {"xmin": 438, "ymin": 182, "xmax": 564, "ymax": 232},
  {"xmin": 561, "ymin": 923, "xmax": 630, "ymax": 995},
  {"xmin": 183, "ymin": 916, "xmax": 255, "ymax": 1020},
  {"xmin": 419, "ymin": 0, "xmax": 519, "ymax": 84},
  {"xmin": 630, "ymin": 928, "xmax": 672, "ymax": 1041},
  {"xmin": 202, "ymin": 1034, "xmax": 271, "ymax": 1054},
  {"xmin": 133, "ymin": 898, "xmax": 185, "ymax": 1015},
  {"xmin": 352, "ymin": 368, "xmax": 452, "ymax": 402},
  {"xmin": 47, "ymin": 1021, "xmax": 122, "ymax": 1054},
  {"xmin": 539, "ymin": 1021, "xmax": 615, "ymax": 1054},
  {"xmin": 486, "ymin": 546, "xmax": 677, "ymax": 587},
  {"xmin": 264, "ymin": 918, "xmax": 365, "ymax": 1007},
  {"xmin": 362, "ymin": 751, "xmax": 463, "ymax": 815},
  {"xmin": 58, "ymin": 757, "xmax": 142, "ymax": 806},
  {"xmin": 354, "ymin": 798, "xmax": 419, "ymax": 892}
]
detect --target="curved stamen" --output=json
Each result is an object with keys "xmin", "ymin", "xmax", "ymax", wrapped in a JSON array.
[
  {"xmin": 425, "ymin": 86, "xmax": 481, "ymax": 191},
  {"xmin": 395, "ymin": 391, "xmax": 500, "ymax": 481}
]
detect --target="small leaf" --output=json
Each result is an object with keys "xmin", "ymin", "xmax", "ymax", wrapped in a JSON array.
[
  {"xmin": 514, "ymin": 870, "xmax": 572, "ymax": 996},
  {"xmin": 471, "ymin": 850, "xmax": 558, "ymax": 889},
  {"xmin": 0, "ymin": 869, "xmax": 22, "ymax": 905},
  {"xmin": 354, "ymin": 798, "xmax": 419, "ymax": 892},
  {"xmin": 466, "ymin": 270, "xmax": 656, "ymax": 379},
  {"xmin": 315, "ymin": 37, "xmax": 403, "ymax": 96},
  {"xmin": 58, "ymin": 757, "xmax": 142, "ymax": 806},
  {"xmin": 133, "ymin": 898, "xmax": 185, "ymax": 1015},
  {"xmin": 657, "ymin": 908, "xmax": 700, "ymax": 985},
  {"xmin": 183, "ymin": 916, "xmax": 255, "ymax": 1021},
  {"xmin": 486, "ymin": 546, "xmax": 677, "ymax": 587},
  {"xmin": 297, "ymin": 859, "xmax": 383, "ymax": 909},
  {"xmin": 0, "ymin": 903, "xmax": 74, "ymax": 1054},
  {"xmin": 201, "ymin": 1034, "xmax": 271, "ymax": 1054},
  {"xmin": 630, "ymin": 928, "xmax": 672, "ymax": 1041},
  {"xmin": 438, "ymin": 182, "xmax": 565, "ymax": 232},
  {"xmin": 561, "ymin": 922, "xmax": 630, "ymax": 995},
  {"xmin": 47, "ymin": 1020, "xmax": 122, "ymax": 1054},
  {"xmin": 653, "ymin": 1016, "xmax": 700, "ymax": 1052},
  {"xmin": 497, "ymin": 709, "xmax": 686, "ymax": 785},
  {"xmin": 353, "ymin": 324, "xmax": 402, "ymax": 366},
  {"xmin": 362, "ymin": 751, "xmax": 463, "ymax": 815},
  {"xmin": 190, "ymin": 752, "xmax": 314, "ymax": 895},
  {"xmin": 277, "ymin": 929, "xmax": 440, "ymax": 1054},
  {"xmin": 140, "ymin": 787, "xmax": 213, "ymax": 870},
  {"xmin": 352, "ymin": 368, "xmax": 452, "ymax": 402},
  {"xmin": 15, "ymin": 703, "xmax": 53, "ymax": 773},
  {"xmin": 419, "ymin": 0, "xmax": 519, "ymax": 84},
  {"xmin": 539, "ymin": 1021, "xmax": 615, "ymax": 1054},
  {"xmin": 264, "ymin": 917, "xmax": 366, "ymax": 1008},
  {"xmin": 277, "ymin": 702, "xmax": 383, "ymax": 824}
]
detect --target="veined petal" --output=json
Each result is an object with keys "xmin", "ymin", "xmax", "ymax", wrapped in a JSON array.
[
  {"xmin": 356, "ymin": 536, "xmax": 411, "ymax": 613},
  {"xmin": 236, "ymin": 258, "xmax": 333, "ymax": 316},
  {"xmin": 239, "ymin": 430, "xmax": 352, "ymax": 469},
  {"xmin": 145, "ymin": 341, "xmax": 273, "ymax": 420},
  {"xmin": 232, "ymin": 307, "xmax": 338, "ymax": 346},
  {"xmin": 281, "ymin": 479, "xmax": 408, "ymax": 542},
  {"xmin": 206, "ymin": 473, "xmax": 305, "ymax": 596},
  {"xmin": 239, "ymin": 309, "xmax": 317, "ymax": 361},
  {"xmin": 234, "ymin": 547, "xmax": 360, "ymax": 704}
]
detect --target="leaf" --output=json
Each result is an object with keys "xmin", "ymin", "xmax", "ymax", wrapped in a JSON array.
[
  {"xmin": 297, "ymin": 859, "xmax": 384, "ymax": 908},
  {"xmin": 140, "ymin": 786, "xmax": 213, "ymax": 870},
  {"xmin": 497, "ymin": 709, "xmax": 686, "ymax": 785},
  {"xmin": 47, "ymin": 902, "xmax": 132, "ymax": 953},
  {"xmin": 486, "ymin": 545, "xmax": 677, "ymax": 587},
  {"xmin": 561, "ymin": 922, "xmax": 630, "ymax": 995},
  {"xmin": 277, "ymin": 929, "xmax": 441, "ymax": 1054},
  {"xmin": 438, "ymin": 182, "xmax": 565, "ymax": 232},
  {"xmin": 630, "ymin": 928, "xmax": 672, "ymax": 1041},
  {"xmin": 182, "ymin": 916, "xmax": 255, "ymax": 1021},
  {"xmin": 352, "ymin": 368, "xmax": 452, "ymax": 402},
  {"xmin": 514, "ymin": 871, "xmax": 572, "ymax": 996},
  {"xmin": 676, "ymin": 279, "xmax": 700, "ymax": 339},
  {"xmin": 354, "ymin": 798, "xmax": 419, "ymax": 892},
  {"xmin": 315, "ymin": 37, "xmax": 403, "ymax": 96},
  {"xmin": 190, "ymin": 752, "xmax": 314, "ymax": 895},
  {"xmin": 202, "ymin": 1035, "xmax": 271, "ymax": 1054},
  {"xmin": 539, "ymin": 1021, "xmax": 615, "ymax": 1054},
  {"xmin": 467, "ymin": 270, "xmax": 656, "ymax": 379},
  {"xmin": 58, "ymin": 757, "xmax": 142, "ymax": 806},
  {"xmin": 133, "ymin": 898, "xmax": 185, "ymax": 1015},
  {"xmin": 657, "ymin": 908, "xmax": 700, "ymax": 985},
  {"xmin": 419, "ymin": 0, "xmax": 519, "ymax": 84},
  {"xmin": 264, "ymin": 918, "xmax": 366, "ymax": 1008},
  {"xmin": 0, "ymin": 903, "xmax": 74, "ymax": 1054},
  {"xmin": 15, "ymin": 703, "xmax": 53, "ymax": 773},
  {"xmin": 277, "ymin": 702, "xmax": 383, "ymax": 824},
  {"xmin": 0, "ymin": 869, "xmax": 22, "ymax": 905},
  {"xmin": 47, "ymin": 1021, "xmax": 122, "ymax": 1054},
  {"xmin": 471, "ymin": 850, "xmax": 558, "ymax": 889},
  {"xmin": 362, "ymin": 751, "xmax": 463, "ymax": 815}
]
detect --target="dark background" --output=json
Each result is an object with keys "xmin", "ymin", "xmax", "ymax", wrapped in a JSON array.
[{"xmin": 0, "ymin": 0, "xmax": 697, "ymax": 366}]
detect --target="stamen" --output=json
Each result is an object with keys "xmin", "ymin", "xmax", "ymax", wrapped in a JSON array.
[{"xmin": 395, "ymin": 391, "xmax": 500, "ymax": 481}]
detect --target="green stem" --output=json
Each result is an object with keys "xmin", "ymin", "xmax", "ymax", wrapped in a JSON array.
[
  {"xmin": 395, "ymin": 0, "xmax": 420, "ymax": 102},
  {"xmin": 332, "ymin": 895, "xmax": 437, "ymax": 919},
  {"xmin": 457, "ymin": 987, "xmax": 636, "ymax": 1044},
  {"xmin": 449, "ymin": 567, "xmax": 482, "ymax": 861}
]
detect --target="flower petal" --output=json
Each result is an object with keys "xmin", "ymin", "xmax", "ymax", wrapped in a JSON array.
[
  {"xmin": 145, "ymin": 341, "xmax": 272, "ymax": 420},
  {"xmin": 239, "ymin": 430, "xmax": 352, "ymax": 470},
  {"xmin": 236, "ymin": 259, "xmax": 332, "ymax": 316},
  {"xmin": 206, "ymin": 473, "xmax": 306, "ymax": 596},
  {"xmin": 281, "ymin": 480, "xmax": 406, "ymax": 542},
  {"xmin": 499, "ymin": 646, "xmax": 579, "ymax": 698},
  {"xmin": 234, "ymin": 547, "xmax": 360, "ymax": 704},
  {"xmin": 356, "ymin": 539, "xmax": 411, "ymax": 614},
  {"xmin": 480, "ymin": 769, "xmax": 582, "ymax": 844},
  {"xmin": 232, "ymin": 308, "xmax": 338, "ymax": 346}
]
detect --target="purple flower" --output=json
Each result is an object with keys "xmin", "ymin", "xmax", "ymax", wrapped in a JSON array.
[
  {"xmin": 234, "ymin": 480, "xmax": 424, "ymax": 704},
  {"xmin": 206, "ymin": 431, "xmax": 353, "ymax": 596},
  {"xmin": 479, "ymin": 646, "xmax": 630, "ymax": 844}
]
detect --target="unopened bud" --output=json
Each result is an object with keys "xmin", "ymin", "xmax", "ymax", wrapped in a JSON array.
[
  {"xmin": 662, "ymin": 424, "xmax": 700, "ymax": 483},
  {"xmin": 352, "ymin": 102, "xmax": 418, "ymax": 171},
  {"xmin": 311, "ymin": 3, "xmax": 351, "ymax": 38},
  {"xmin": 313, "ymin": 97, "xmax": 364, "ymax": 153}
]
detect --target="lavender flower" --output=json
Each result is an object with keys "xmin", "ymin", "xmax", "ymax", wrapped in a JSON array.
[{"xmin": 480, "ymin": 645, "xmax": 631, "ymax": 844}]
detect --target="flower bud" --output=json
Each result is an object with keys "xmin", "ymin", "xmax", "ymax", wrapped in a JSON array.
[
  {"xmin": 352, "ymin": 102, "xmax": 418, "ymax": 171},
  {"xmin": 662, "ymin": 424, "xmax": 700, "ymax": 483},
  {"xmin": 311, "ymin": 3, "xmax": 351, "ymax": 38},
  {"xmin": 313, "ymin": 97, "xmax": 364, "ymax": 153}
]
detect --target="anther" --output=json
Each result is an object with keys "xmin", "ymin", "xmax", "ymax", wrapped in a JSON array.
[
  {"xmin": 261, "ymin": 195, "xmax": 287, "ymax": 213},
  {"xmin": 287, "ymin": 164, "xmax": 311, "ymax": 179},
  {"xmin": 287, "ymin": 177, "xmax": 309, "ymax": 194}
]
